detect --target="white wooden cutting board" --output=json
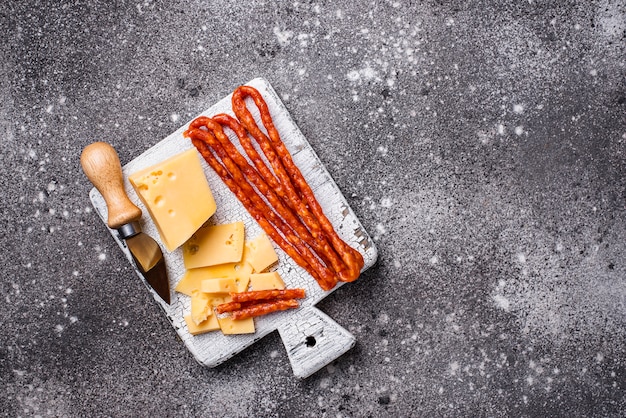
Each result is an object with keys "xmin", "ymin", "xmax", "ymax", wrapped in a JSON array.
[{"xmin": 88, "ymin": 77, "xmax": 378, "ymax": 378}]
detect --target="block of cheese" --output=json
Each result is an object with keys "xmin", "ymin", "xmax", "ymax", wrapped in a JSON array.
[
  {"xmin": 217, "ymin": 316, "xmax": 255, "ymax": 335},
  {"xmin": 175, "ymin": 262, "xmax": 253, "ymax": 296},
  {"xmin": 190, "ymin": 292, "xmax": 212, "ymax": 325},
  {"xmin": 248, "ymin": 271, "xmax": 285, "ymax": 291},
  {"xmin": 244, "ymin": 233, "xmax": 279, "ymax": 273},
  {"xmin": 201, "ymin": 277, "xmax": 237, "ymax": 294},
  {"xmin": 183, "ymin": 222, "xmax": 245, "ymax": 269},
  {"xmin": 185, "ymin": 314, "xmax": 220, "ymax": 335},
  {"xmin": 128, "ymin": 148, "xmax": 216, "ymax": 252}
]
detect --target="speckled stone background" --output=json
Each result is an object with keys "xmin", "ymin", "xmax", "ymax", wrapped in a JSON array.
[{"xmin": 1, "ymin": 1, "xmax": 625, "ymax": 417}]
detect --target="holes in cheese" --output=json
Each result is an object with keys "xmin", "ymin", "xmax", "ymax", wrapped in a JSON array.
[
  {"xmin": 200, "ymin": 277, "xmax": 237, "ymax": 293},
  {"xmin": 217, "ymin": 316, "xmax": 255, "ymax": 335},
  {"xmin": 182, "ymin": 222, "xmax": 245, "ymax": 269},
  {"xmin": 128, "ymin": 149, "xmax": 216, "ymax": 252},
  {"xmin": 235, "ymin": 274, "xmax": 251, "ymax": 293},
  {"xmin": 244, "ymin": 233, "xmax": 279, "ymax": 273},
  {"xmin": 248, "ymin": 271, "xmax": 285, "ymax": 291},
  {"xmin": 184, "ymin": 314, "xmax": 220, "ymax": 335}
]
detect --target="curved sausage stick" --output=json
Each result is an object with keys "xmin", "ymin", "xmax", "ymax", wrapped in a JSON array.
[
  {"xmin": 207, "ymin": 114, "xmax": 347, "ymax": 277},
  {"xmin": 185, "ymin": 128, "xmax": 337, "ymax": 291},
  {"xmin": 232, "ymin": 86, "xmax": 364, "ymax": 281}
]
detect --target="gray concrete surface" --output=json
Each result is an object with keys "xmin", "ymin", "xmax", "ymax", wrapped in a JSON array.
[{"xmin": 1, "ymin": 1, "xmax": 625, "ymax": 417}]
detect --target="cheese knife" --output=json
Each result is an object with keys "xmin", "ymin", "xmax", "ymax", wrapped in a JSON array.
[{"xmin": 80, "ymin": 142, "xmax": 171, "ymax": 304}]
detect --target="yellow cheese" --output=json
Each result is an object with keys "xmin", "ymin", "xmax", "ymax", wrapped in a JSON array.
[
  {"xmin": 248, "ymin": 271, "xmax": 285, "ymax": 291},
  {"xmin": 128, "ymin": 149, "xmax": 216, "ymax": 252},
  {"xmin": 217, "ymin": 316, "xmax": 255, "ymax": 335},
  {"xmin": 190, "ymin": 292, "xmax": 212, "ymax": 325},
  {"xmin": 175, "ymin": 262, "xmax": 252, "ymax": 296},
  {"xmin": 183, "ymin": 222, "xmax": 245, "ymax": 269},
  {"xmin": 185, "ymin": 314, "xmax": 220, "ymax": 335},
  {"xmin": 206, "ymin": 294, "xmax": 232, "ymax": 307},
  {"xmin": 200, "ymin": 277, "xmax": 237, "ymax": 293},
  {"xmin": 244, "ymin": 233, "xmax": 279, "ymax": 273},
  {"xmin": 235, "ymin": 274, "xmax": 251, "ymax": 293}
]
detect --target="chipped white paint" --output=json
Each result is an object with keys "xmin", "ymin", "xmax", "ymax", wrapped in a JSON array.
[{"xmin": 88, "ymin": 78, "xmax": 377, "ymax": 378}]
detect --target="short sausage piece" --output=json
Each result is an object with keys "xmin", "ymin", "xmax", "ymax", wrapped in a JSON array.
[
  {"xmin": 230, "ymin": 299, "xmax": 300, "ymax": 320},
  {"xmin": 230, "ymin": 288, "xmax": 306, "ymax": 303}
]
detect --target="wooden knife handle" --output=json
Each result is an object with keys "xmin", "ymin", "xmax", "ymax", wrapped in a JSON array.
[{"xmin": 80, "ymin": 142, "xmax": 142, "ymax": 229}]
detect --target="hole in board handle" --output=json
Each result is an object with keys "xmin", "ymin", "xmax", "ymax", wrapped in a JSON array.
[{"xmin": 305, "ymin": 336, "xmax": 316, "ymax": 347}]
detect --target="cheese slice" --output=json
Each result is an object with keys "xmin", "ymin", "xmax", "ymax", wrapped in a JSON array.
[
  {"xmin": 200, "ymin": 277, "xmax": 237, "ymax": 294},
  {"xmin": 248, "ymin": 271, "xmax": 285, "ymax": 291},
  {"xmin": 244, "ymin": 233, "xmax": 279, "ymax": 273},
  {"xmin": 185, "ymin": 314, "xmax": 220, "ymax": 335},
  {"xmin": 175, "ymin": 262, "xmax": 253, "ymax": 296},
  {"xmin": 217, "ymin": 316, "xmax": 255, "ymax": 335},
  {"xmin": 190, "ymin": 292, "xmax": 212, "ymax": 325},
  {"xmin": 183, "ymin": 222, "xmax": 245, "ymax": 269},
  {"xmin": 128, "ymin": 149, "xmax": 216, "ymax": 252}
]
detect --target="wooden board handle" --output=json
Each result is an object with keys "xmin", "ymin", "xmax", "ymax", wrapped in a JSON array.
[
  {"xmin": 80, "ymin": 142, "xmax": 142, "ymax": 229},
  {"xmin": 277, "ymin": 306, "xmax": 355, "ymax": 378}
]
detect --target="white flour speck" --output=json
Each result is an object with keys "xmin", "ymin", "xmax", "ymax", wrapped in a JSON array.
[
  {"xmin": 515, "ymin": 126, "xmax": 524, "ymax": 136},
  {"xmin": 493, "ymin": 294, "xmax": 511, "ymax": 312},
  {"xmin": 347, "ymin": 70, "xmax": 360, "ymax": 81},
  {"xmin": 513, "ymin": 104, "xmax": 525, "ymax": 114},
  {"xmin": 273, "ymin": 27, "xmax": 294, "ymax": 46},
  {"xmin": 449, "ymin": 361, "xmax": 460, "ymax": 374}
]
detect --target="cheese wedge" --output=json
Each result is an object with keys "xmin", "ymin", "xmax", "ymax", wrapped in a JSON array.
[
  {"xmin": 244, "ymin": 233, "xmax": 279, "ymax": 273},
  {"xmin": 248, "ymin": 271, "xmax": 285, "ymax": 291},
  {"xmin": 183, "ymin": 222, "xmax": 245, "ymax": 269},
  {"xmin": 128, "ymin": 149, "xmax": 216, "ymax": 252},
  {"xmin": 217, "ymin": 316, "xmax": 255, "ymax": 335},
  {"xmin": 185, "ymin": 314, "xmax": 220, "ymax": 335}
]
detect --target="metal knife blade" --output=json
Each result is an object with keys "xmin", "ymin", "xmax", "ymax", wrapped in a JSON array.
[{"xmin": 80, "ymin": 141, "xmax": 171, "ymax": 304}]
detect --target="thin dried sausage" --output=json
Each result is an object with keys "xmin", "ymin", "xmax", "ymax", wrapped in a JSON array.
[
  {"xmin": 231, "ymin": 86, "xmax": 364, "ymax": 281},
  {"xmin": 230, "ymin": 288, "xmax": 306, "ymax": 303},
  {"xmin": 230, "ymin": 299, "xmax": 299, "ymax": 320},
  {"xmin": 185, "ymin": 126, "xmax": 338, "ymax": 290}
]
